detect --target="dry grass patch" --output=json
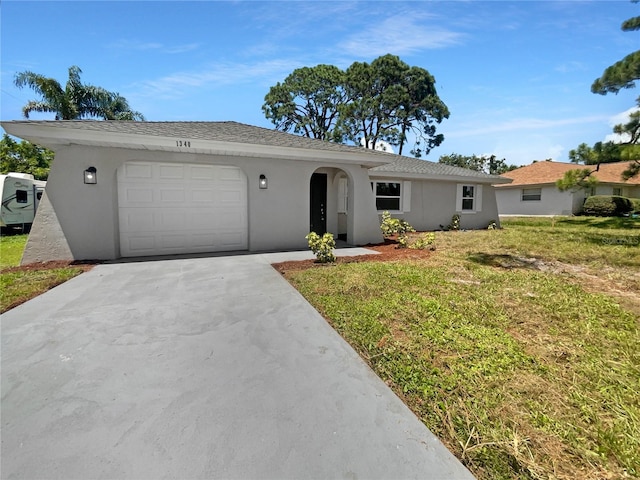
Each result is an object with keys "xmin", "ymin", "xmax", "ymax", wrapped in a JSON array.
[{"xmin": 279, "ymin": 217, "xmax": 639, "ymax": 479}]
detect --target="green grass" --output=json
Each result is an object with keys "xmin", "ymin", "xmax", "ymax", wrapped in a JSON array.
[
  {"xmin": 0, "ymin": 234, "xmax": 84, "ymax": 312},
  {"xmin": 0, "ymin": 234, "xmax": 29, "ymax": 267},
  {"xmin": 1, "ymin": 268, "xmax": 84, "ymax": 312},
  {"xmin": 284, "ymin": 216, "xmax": 640, "ymax": 480}
]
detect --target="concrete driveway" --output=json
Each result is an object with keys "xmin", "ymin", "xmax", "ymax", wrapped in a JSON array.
[{"xmin": 1, "ymin": 249, "xmax": 474, "ymax": 479}]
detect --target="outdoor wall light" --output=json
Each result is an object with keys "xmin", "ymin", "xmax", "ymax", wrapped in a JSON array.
[
  {"xmin": 84, "ymin": 167, "xmax": 97, "ymax": 184},
  {"xmin": 259, "ymin": 174, "xmax": 268, "ymax": 189}
]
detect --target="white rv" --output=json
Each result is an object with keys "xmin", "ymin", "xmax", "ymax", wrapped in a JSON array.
[{"xmin": 0, "ymin": 173, "xmax": 46, "ymax": 233}]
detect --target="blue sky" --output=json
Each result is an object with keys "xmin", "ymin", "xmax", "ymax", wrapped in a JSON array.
[{"xmin": 1, "ymin": 1, "xmax": 638, "ymax": 166}]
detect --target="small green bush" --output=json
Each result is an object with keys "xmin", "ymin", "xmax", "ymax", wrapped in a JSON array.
[
  {"xmin": 448, "ymin": 214, "xmax": 461, "ymax": 231},
  {"xmin": 631, "ymin": 198, "xmax": 640, "ymax": 213},
  {"xmin": 487, "ymin": 220, "xmax": 498, "ymax": 230},
  {"xmin": 582, "ymin": 195, "xmax": 633, "ymax": 217},
  {"xmin": 409, "ymin": 232, "xmax": 436, "ymax": 250},
  {"xmin": 306, "ymin": 232, "xmax": 336, "ymax": 263},
  {"xmin": 380, "ymin": 211, "xmax": 416, "ymax": 249}
]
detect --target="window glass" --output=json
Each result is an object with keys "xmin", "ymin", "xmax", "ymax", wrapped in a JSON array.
[
  {"xmin": 373, "ymin": 181, "xmax": 401, "ymax": 211},
  {"xmin": 522, "ymin": 188, "xmax": 542, "ymax": 201},
  {"xmin": 461, "ymin": 185, "xmax": 475, "ymax": 210},
  {"xmin": 613, "ymin": 187, "xmax": 622, "ymax": 196},
  {"xmin": 376, "ymin": 197, "xmax": 401, "ymax": 211},
  {"xmin": 16, "ymin": 190, "xmax": 28, "ymax": 203},
  {"xmin": 376, "ymin": 182, "xmax": 401, "ymax": 197}
]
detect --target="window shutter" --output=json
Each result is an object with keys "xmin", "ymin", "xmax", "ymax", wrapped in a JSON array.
[
  {"xmin": 402, "ymin": 181, "xmax": 411, "ymax": 212},
  {"xmin": 456, "ymin": 184, "xmax": 463, "ymax": 212},
  {"xmin": 338, "ymin": 177, "xmax": 348, "ymax": 213},
  {"xmin": 475, "ymin": 184, "xmax": 483, "ymax": 212}
]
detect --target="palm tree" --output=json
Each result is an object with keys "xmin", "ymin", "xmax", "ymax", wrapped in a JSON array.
[{"xmin": 13, "ymin": 65, "xmax": 144, "ymax": 120}]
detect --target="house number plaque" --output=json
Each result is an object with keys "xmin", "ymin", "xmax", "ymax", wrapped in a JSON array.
[{"xmin": 176, "ymin": 140, "xmax": 192, "ymax": 147}]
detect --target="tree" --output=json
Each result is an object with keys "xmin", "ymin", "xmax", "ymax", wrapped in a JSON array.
[
  {"xmin": 339, "ymin": 55, "xmax": 449, "ymax": 157},
  {"xmin": 587, "ymin": 1, "xmax": 640, "ymax": 180},
  {"xmin": 263, "ymin": 54, "xmax": 449, "ymax": 157},
  {"xmin": 14, "ymin": 65, "xmax": 144, "ymax": 120},
  {"xmin": 591, "ymin": 1, "xmax": 639, "ymax": 95},
  {"xmin": 438, "ymin": 153, "xmax": 516, "ymax": 175},
  {"xmin": 556, "ymin": 168, "xmax": 598, "ymax": 193},
  {"xmin": 0, "ymin": 134, "xmax": 53, "ymax": 180},
  {"xmin": 262, "ymin": 65, "xmax": 346, "ymax": 141}
]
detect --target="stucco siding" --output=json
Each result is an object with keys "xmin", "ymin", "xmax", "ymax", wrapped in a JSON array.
[
  {"xmin": 22, "ymin": 144, "xmax": 384, "ymax": 262},
  {"xmin": 372, "ymin": 179, "xmax": 501, "ymax": 231},
  {"xmin": 496, "ymin": 186, "xmax": 577, "ymax": 215}
]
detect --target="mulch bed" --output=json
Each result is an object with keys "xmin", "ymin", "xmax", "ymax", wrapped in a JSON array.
[{"xmin": 272, "ymin": 239, "xmax": 434, "ymax": 274}]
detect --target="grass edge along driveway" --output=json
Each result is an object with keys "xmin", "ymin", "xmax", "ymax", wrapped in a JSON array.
[
  {"xmin": 0, "ymin": 234, "xmax": 88, "ymax": 313},
  {"xmin": 283, "ymin": 217, "xmax": 640, "ymax": 480}
]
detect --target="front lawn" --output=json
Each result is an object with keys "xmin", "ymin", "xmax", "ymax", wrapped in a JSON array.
[
  {"xmin": 0, "ymin": 234, "xmax": 89, "ymax": 313},
  {"xmin": 282, "ymin": 216, "xmax": 640, "ymax": 479}
]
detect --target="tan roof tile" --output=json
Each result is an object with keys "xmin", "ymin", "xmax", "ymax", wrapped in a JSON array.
[{"xmin": 496, "ymin": 160, "xmax": 640, "ymax": 187}]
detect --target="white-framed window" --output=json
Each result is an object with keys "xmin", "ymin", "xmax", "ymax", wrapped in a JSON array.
[
  {"xmin": 613, "ymin": 187, "xmax": 622, "ymax": 196},
  {"xmin": 456, "ymin": 184, "xmax": 483, "ymax": 213},
  {"xmin": 370, "ymin": 180, "xmax": 411, "ymax": 212},
  {"xmin": 522, "ymin": 188, "xmax": 542, "ymax": 201}
]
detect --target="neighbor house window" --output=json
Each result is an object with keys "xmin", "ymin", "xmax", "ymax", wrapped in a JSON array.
[
  {"xmin": 613, "ymin": 187, "xmax": 622, "ymax": 196},
  {"xmin": 16, "ymin": 190, "xmax": 27, "ymax": 203},
  {"xmin": 588, "ymin": 187, "xmax": 596, "ymax": 197},
  {"xmin": 371, "ymin": 181, "xmax": 401, "ymax": 211},
  {"xmin": 456, "ymin": 184, "xmax": 483, "ymax": 213},
  {"xmin": 522, "ymin": 188, "xmax": 542, "ymax": 201}
]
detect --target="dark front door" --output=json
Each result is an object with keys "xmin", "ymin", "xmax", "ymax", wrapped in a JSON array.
[{"xmin": 310, "ymin": 173, "xmax": 327, "ymax": 235}]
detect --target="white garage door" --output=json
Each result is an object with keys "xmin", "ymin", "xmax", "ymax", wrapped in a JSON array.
[{"xmin": 118, "ymin": 162, "xmax": 248, "ymax": 257}]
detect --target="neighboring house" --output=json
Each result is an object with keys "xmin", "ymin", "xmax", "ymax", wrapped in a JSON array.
[
  {"xmin": 1, "ymin": 121, "xmax": 510, "ymax": 264},
  {"xmin": 495, "ymin": 160, "xmax": 640, "ymax": 216}
]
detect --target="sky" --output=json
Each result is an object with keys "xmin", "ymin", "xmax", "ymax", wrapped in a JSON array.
[{"xmin": 1, "ymin": 0, "xmax": 638, "ymax": 166}]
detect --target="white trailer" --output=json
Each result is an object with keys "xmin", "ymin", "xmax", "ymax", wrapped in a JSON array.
[{"xmin": 0, "ymin": 173, "xmax": 46, "ymax": 233}]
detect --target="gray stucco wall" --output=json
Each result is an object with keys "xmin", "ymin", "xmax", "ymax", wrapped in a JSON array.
[
  {"xmin": 496, "ymin": 186, "xmax": 577, "ymax": 216},
  {"xmin": 372, "ymin": 178, "xmax": 501, "ymax": 231},
  {"xmin": 22, "ymin": 145, "xmax": 384, "ymax": 262}
]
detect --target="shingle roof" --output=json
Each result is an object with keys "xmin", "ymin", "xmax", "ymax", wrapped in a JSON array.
[
  {"xmin": 2, "ymin": 120, "xmax": 508, "ymax": 182},
  {"xmin": 370, "ymin": 155, "xmax": 504, "ymax": 180},
  {"xmin": 496, "ymin": 160, "xmax": 640, "ymax": 187},
  {"xmin": 3, "ymin": 120, "xmax": 398, "ymax": 158}
]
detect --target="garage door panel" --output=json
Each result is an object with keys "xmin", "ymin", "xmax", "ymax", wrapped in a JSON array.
[
  {"xmin": 158, "ymin": 165, "xmax": 186, "ymax": 179},
  {"xmin": 118, "ymin": 162, "xmax": 247, "ymax": 257},
  {"xmin": 122, "ymin": 163, "xmax": 153, "ymax": 179},
  {"xmin": 159, "ymin": 188, "xmax": 186, "ymax": 203}
]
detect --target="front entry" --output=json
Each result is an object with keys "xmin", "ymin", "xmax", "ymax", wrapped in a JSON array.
[{"xmin": 310, "ymin": 173, "xmax": 327, "ymax": 235}]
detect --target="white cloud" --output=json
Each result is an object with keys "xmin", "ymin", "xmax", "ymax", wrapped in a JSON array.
[
  {"xmin": 109, "ymin": 39, "xmax": 200, "ymax": 54},
  {"xmin": 445, "ymin": 114, "xmax": 609, "ymax": 139},
  {"xmin": 604, "ymin": 106, "xmax": 639, "ymax": 143},
  {"xmin": 130, "ymin": 60, "xmax": 301, "ymax": 99},
  {"xmin": 339, "ymin": 14, "xmax": 464, "ymax": 57}
]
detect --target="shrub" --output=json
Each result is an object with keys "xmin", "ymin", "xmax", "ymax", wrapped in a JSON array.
[
  {"xmin": 582, "ymin": 195, "xmax": 633, "ymax": 217},
  {"xmin": 305, "ymin": 232, "xmax": 336, "ymax": 263},
  {"xmin": 447, "ymin": 214, "xmax": 461, "ymax": 231},
  {"xmin": 409, "ymin": 233, "xmax": 436, "ymax": 250},
  {"xmin": 487, "ymin": 220, "xmax": 498, "ymax": 230},
  {"xmin": 631, "ymin": 197, "xmax": 640, "ymax": 213},
  {"xmin": 380, "ymin": 211, "xmax": 416, "ymax": 249}
]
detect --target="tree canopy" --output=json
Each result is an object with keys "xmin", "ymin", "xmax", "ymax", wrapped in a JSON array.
[
  {"xmin": 14, "ymin": 65, "xmax": 144, "ymax": 120},
  {"xmin": 0, "ymin": 134, "xmax": 53, "ymax": 180},
  {"xmin": 263, "ymin": 54, "xmax": 449, "ymax": 157},
  {"xmin": 438, "ymin": 153, "xmax": 516, "ymax": 175},
  {"xmin": 591, "ymin": 1, "xmax": 639, "ymax": 95},
  {"xmin": 561, "ymin": 1, "xmax": 640, "ymax": 188}
]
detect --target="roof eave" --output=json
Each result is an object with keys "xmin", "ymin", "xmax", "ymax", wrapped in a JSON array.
[
  {"xmin": 1, "ymin": 122, "xmax": 389, "ymax": 168},
  {"xmin": 369, "ymin": 169, "xmax": 513, "ymax": 184}
]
